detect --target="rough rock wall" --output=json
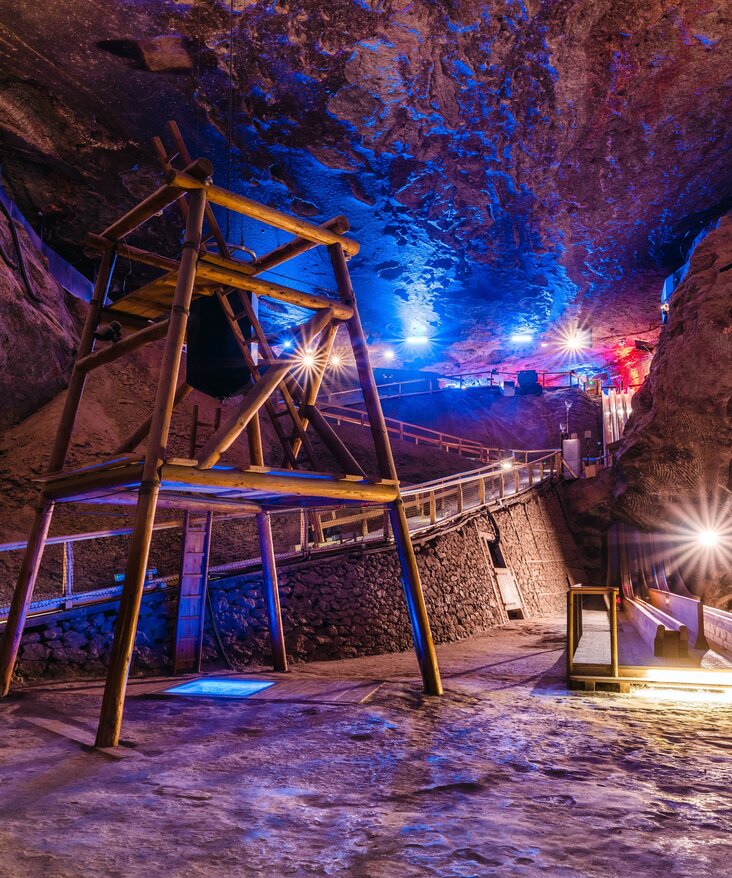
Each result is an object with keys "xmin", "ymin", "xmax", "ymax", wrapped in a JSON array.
[
  {"xmin": 381, "ymin": 386, "xmax": 602, "ymax": 455},
  {"xmin": 1, "ymin": 1, "xmax": 729, "ymax": 376},
  {"xmin": 0, "ymin": 211, "xmax": 78, "ymax": 427},
  {"xmin": 615, "ymin": 215, "xmax": 732, "ymax": 525},
  {"xmin": 614, "ymin": 214, "xmax": 732, "ymax": 602},
  {"xmin": 12, "ymin": 487, "xmax": 581, "ymax": 681}
]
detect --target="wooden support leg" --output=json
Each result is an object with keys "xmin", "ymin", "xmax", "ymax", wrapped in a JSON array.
[
  {"xmin": 257, "ymin": 511, "xmax": 288, "ymax": 673},
  {"xmin": 0, "ymin": 500, "xmax": 54, "ymax": 695},
  {"xmin": 328, "ymin": 243, "xmax": 442, "ymax": 696},
  {"xmin": 0, "ymin": 247, "xmax": 117, "ymax": 696},
  {"xmin": 390, "ymin": 498, "xmax": 443, "ymax": 696},
  {"xmin": 96, "ymin": 189, "xmax": 207, "ymax": 748}
]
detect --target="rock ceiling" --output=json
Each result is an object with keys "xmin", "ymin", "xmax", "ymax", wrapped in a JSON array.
[{"xmin": 0, "ymin": 0, "xmax": 730, "ymax": 379}]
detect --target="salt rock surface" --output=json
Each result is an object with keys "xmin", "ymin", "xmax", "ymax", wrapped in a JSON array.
[
  {"xmin": 615, "ymin": 214, "xmax": 732, "ymax": 586},
  {"xmin": 0, "ymin": 212, "xmax": 78, "ymax": 428}
]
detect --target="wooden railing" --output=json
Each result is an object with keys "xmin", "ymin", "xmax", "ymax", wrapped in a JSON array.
[
  {"xmin": 0, "ymin": 451, "xmax": 562, "ymax": 621},
  {"xmin": 319, "ymin": 401, "xmax": 499, "ymax": 462}
]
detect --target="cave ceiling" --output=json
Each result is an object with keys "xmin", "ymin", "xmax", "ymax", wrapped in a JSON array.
[{"xmin": 0, "ymin": 0, "xmax": 730, "ymax": 379}]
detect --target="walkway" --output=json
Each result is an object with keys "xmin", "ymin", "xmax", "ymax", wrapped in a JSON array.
[{"xmin": 2, "ymin": 615, "xmax": 730, "ymax": 877}]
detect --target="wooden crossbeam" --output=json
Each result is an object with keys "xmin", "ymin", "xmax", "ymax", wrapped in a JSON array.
[
  {"xmin": 196, "ymin": 363, "xmax": 291, "ymax": 469},
  {"xmin": 76, "ymin": 319, "xmax": 169, "ymax": 373},
  {"xmin": 166, "ymin": 171, "xmax": 360, "ymax": 256},
  {"xmin": 162, "ymin": 463, "xmax": 398, "ymax": 503}
]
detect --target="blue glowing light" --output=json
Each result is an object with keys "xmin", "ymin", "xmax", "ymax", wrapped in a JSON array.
[
  {"xmin": 510, "ymin": 332, "xmax": 533, "ymax": 343},
  {"xmin": 405, "ymin": 335, "xmax": 430, "ymax": 345},
  {"xmin": 282, "ymin": 339, "xmax": 293, "ymax": 349},
  {"xmin": 164, "ymin": 677, "xmax": 276, "ymax": 699}
]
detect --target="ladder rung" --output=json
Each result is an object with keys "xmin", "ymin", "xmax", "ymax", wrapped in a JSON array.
[{"xmin": 230, "ymin": 311, "xmax": 248, "ymax": 322}]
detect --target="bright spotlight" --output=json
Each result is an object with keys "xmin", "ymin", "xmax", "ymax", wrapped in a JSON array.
[
  {"xmin": 282, "ymin": 339, "xmax": 293, "ymax": 350},
  {"xmin": 511, "ymin": 332, "xmax": 533, "ymax": 343},
  {"xmin": 556, "ymin": 324, "xmax": 592, "ymax": 358},
  {"xmin": 500, "ymin": 459, "xmax": 514, "ymax": 471},
  {"xmin": 330, "ymin": 353, "xmax": 342, "ymax": 368},
  {"xmin": 697, "ymin": 529, "xmax": 721, "ymax": 548},
  {"xmin": 301, "ymin": 351, "xmax": 316, "ymax": 368},
  {"xmin": 405, "ymin": 335, "xmax": 429, "ymax": 345},
  {"xmin": 383, "ymin": 349, "xmax": 395, "ymax": 361},
  {"xmin": 662, "ymin": 495, "xmax": 732, "ymax": 582}
]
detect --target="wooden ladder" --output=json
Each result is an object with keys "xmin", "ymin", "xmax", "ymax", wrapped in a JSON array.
[{"xmin": 173, "ymin": 512, "xmax": 213, "ymax": 674}]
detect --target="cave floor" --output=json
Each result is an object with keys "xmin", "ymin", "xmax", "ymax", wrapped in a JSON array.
[{"xmin": 1, "ymin": 616, "xmax": 731, "ymax": 878}]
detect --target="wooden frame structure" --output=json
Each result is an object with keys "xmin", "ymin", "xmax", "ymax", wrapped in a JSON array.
[{"xmin": 0, "ymin": 124, "xmax": 442, "ymax": 747}]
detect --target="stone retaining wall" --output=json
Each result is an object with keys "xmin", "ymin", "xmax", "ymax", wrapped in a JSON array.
[{"xmin": 12, "ymin": 485, "xmax": 583, "ymax": 682}]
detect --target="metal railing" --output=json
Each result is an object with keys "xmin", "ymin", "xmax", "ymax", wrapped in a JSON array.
[
  {"xmin": 323, "ymin": 368, "xmax": 590, "ymax": 407},
  {"xmin": 0, "ymin": 450, "xmax": 562, "ymax": 622}
]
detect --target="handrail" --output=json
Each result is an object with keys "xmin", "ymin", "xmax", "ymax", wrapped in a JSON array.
[
  {"xmin": 566, "ymin": 585, "xmax": 619, "ymax": 679},
  {"xmin": 0, "ymin": 449, "xmax": 562, "ymax": 621},
  {"xmin": 323, "ymin": 367, "xmax": 589, "ymax": 406},
  {"xmin": 319, "ymin": 401, "xmax": 498, "ymax": 463}
]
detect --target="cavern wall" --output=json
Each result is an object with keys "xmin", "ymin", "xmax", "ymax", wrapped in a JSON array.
[{"xmin": 615, "ymin": 214, "xmax": 732, "ymax": 528}]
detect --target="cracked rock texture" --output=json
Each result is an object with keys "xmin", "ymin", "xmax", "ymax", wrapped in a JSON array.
[
  {"xmin": 0, "ymin": 0, "xmax": 729, "ymax": 378},
  {"xmin": 615, "ymin": 213, "xmax": 732, "ymax": 600},
  {"xmin": 0, "ymin": 211, "xmax": 79, "ymax": 427}
]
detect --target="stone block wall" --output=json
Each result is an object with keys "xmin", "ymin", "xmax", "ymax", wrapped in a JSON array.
[{"xmin": 11, "ymin": 485, "xmax": 583, "ymax": 681}]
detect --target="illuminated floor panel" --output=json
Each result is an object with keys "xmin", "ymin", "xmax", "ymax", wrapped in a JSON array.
[{"xmin": 164, "ymin": 677, "xmax": 276, "ymax": 699}]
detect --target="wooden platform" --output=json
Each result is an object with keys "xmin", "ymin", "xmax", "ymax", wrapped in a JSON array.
[
  {"xmin": 570, "ymin": 609, "xmax": 732, "ymax": 693},
  {"xmin": 27, "ymin": 674, "xmax": 383, "ymax": 706},
  {"xmin": 35, "ymin": 457, "xmax": 399, "ymax": 511}
]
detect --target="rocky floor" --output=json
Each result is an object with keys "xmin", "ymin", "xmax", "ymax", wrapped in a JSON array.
[{"xmin": 1, "ymin": 616, "xmax": 731, "ymax": 878}]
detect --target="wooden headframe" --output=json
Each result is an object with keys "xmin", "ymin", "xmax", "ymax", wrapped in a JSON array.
[{"xmin": 0, "ymin": 122, "xmax": 443, "ymax": 750}]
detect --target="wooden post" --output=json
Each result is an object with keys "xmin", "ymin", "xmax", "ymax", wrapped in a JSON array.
[
  {"xmin": 257, "ymin": 511, "xmax": 287, "ymax": 672},
  {"xmin": 610, "ymin": 589, "xmax": 619, "ymax": 678},
  {"xmin": 328, "ymin": 242, "xmax": 442, "ymax": 696},
  {"xmin": 0, "ymin": 246, "xmax": 116, "ymax": 696},
  {"xmin": 95, "ymin": 188, "xmax": 207, "ymax": 748},
  {"xmin": 62, "ymin": 541, "xmax": 74, "ymax": 609}
]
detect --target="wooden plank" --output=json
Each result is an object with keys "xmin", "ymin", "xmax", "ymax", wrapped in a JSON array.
[{"xmin": 24, "ymin": 716, "xmax": 132, "ymax": 760}]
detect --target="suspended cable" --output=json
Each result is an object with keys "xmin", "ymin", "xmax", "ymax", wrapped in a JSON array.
[{"xmin": 0, "ymin": 197, "xmax": 40, "ymax": 302}]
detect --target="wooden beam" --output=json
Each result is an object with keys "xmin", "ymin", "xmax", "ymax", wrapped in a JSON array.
[
  {"xmin": 161, "ymin": 463, "xmax": 399, "ymax": 503},
  {"xmin": 166, "ymin": 171, "xmax": 360, "ymax": 256},
  {"xmin": 166, "ymin": 120, "xmax": 231, "ymax": 259},
  {"xmin": 300, "ymin": 405, "xmax": 366, "ymax": 476},
  {"xmin": 329, "ymin": 242, "xmax": 442, "ymax": 697},
  {"xmin": 87, "ymin": 237, "xmax": 354, "ymax": 321},
  {"xmin": 251, "ymin": 215, "xmax": 350, "ymax": 273},
  {"xmin": 96, "ymin": 188, "xmax": 208, "ymax": 749},
  {"xmin": 290, "ymin": 322, "xmax": 338, "ymax": 461},
  {"xmin": 196, "ymin": 364, "xmax": 291, "ymax": 469},
  {"xmin": 76, "ymin": 319, "xmax": 168, "ymax": 373},
  {"xmin": 257, "ymin": 511, "xmax": 288, "ymax": 673}
]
